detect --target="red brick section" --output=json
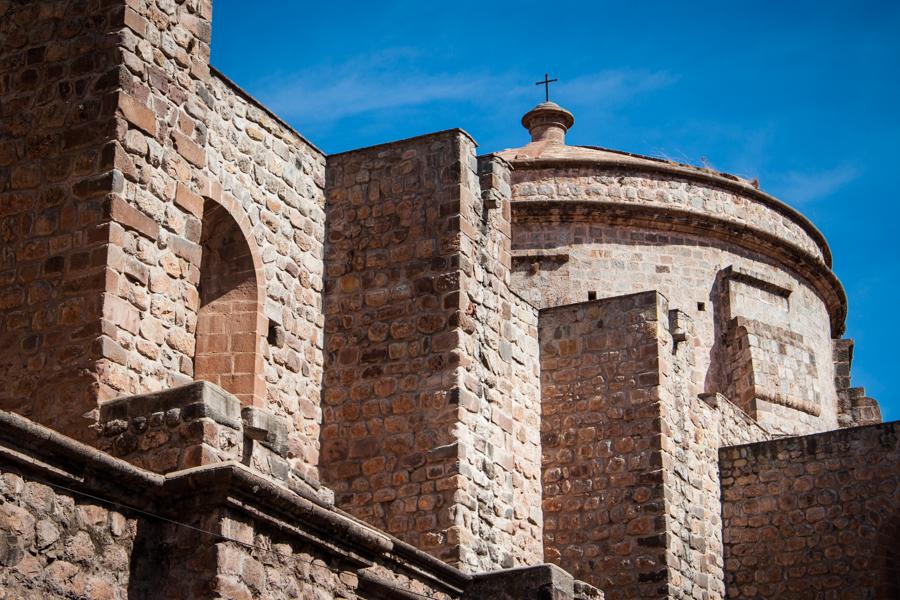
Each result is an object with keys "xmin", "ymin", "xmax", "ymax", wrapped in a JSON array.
[
  {"xmin": 0, "ymin": 0, "xmax": 124, "ymax": 440},
  {"xmin": 720, "ymin": 421, "xmax": 900, "ymax": 599},
  {"xmin": 195, "ymin": 200, "xmax": 265, "ymax": 407}
]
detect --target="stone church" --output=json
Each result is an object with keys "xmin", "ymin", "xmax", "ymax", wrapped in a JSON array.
[{"xmin": 0, "ymin": 1, "xmax": 897, "ymax": 598}]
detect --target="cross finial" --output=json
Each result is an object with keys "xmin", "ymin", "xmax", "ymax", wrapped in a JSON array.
[{"xmin": 535, "ymin": 73, "xmax": 558, "ymax": 102}]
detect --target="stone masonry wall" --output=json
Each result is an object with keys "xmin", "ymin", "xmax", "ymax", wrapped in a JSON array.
[
  {"xmin": 511, "ymin": 168, "xmax": 827, "ymax": 263},
  {"xmin": 539, "ymin": 291, "xmax": 671, "ymax": 599},
  {"xmin": 322, "ymin": 130, "xmax": 472, "ymax": 564},
  {"xmin": 0, "ymin": 469, "xmax": 139, "ymax": 599},
  {"xmin": 0, "ymin": 0, "xmax": 124, "ymax": 440},
  {"xmin": 720, "ymin": 421, "xmax": 900, "ymax": 599},
  {"xmin": 724, "ymin": 316, "xmax": 823, "ymax": 432},
  {"xmin": 322, "ymin": 131, "xmax": 543, "ymax": 572},
  {"xmin": 513, "ymin": 217, "xmax": 838, "ymax": 436},
  {"xmin": 540, "ymin": 291, "xmax": 772, "ymax": 600},
  {"xmin": 456, "ymin": 153, "xmax": 543, "ymax": 569},
  {"xmin": 0, "ymin": 408, "xmax": 474, "ymax": 600},
  {"xmin": 106, "ymin": 0, "xmax": 326, "ymax": 483},
  {"xmin": 1, "ymin": 0, "xmax": 328, "ymax": 481}
]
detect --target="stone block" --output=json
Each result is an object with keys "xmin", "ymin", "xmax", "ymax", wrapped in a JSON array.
[{"xmin": 468, "ymin": 564, "xmax": 575, "ymax": 600}]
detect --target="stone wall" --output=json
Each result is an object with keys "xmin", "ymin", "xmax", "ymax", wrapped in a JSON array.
[
  {"xmin": 513, "ymin": 214, "xmax": 839, "ymax": 436},
  {"xmin": 1, "ymin": 0, "xmax": 327, "ymax": 482},
  {"xmin": 724, "ymin": 316, "xmax": 822, "ymax": 430},
  {"xmin": 456, "ymin": 154, "xmax": 543, "ymax": 569},
  {"xmin": 0, "ymin": 471, "xmax": 139, "ymax": 599},
  {"xmin": 511, "ymin": 168, "xmax": 828, "ymax": 264},
  {"xmin": 0, "ymin": 408, "xmax": 475, "ymax": 600},
  {"xmin": 108, "ymin": 0, "xmax": 326, "ymax": 483},
  {"xmin": 539, "ymin": 291, "xmax": 772, "ymax": 600},
  {"xmin": 720, "ymin": 421, "xmax": 900, "ymax": 599},
  {"xmin": 0, "ymin": 408, "xmax": 599, "ymax": 600},
  {"xmin": 322, "ymin": 130, "xmax": 475, "ymax": 564},
  {"xmin": 539, "ymin": 291, "xmax": 672, "ymax": 598},
  {"xmin": 322, "ymin": 131, "xmax": 543, "ymax": 571},
  {"xmin": 0, "ymin": 0, "xmax": 124, "ymax": 440}
]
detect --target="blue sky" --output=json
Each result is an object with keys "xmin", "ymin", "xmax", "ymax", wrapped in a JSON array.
[{"xmin": 212, "ymin": 1, "xmax": 899, "ymax": 421}]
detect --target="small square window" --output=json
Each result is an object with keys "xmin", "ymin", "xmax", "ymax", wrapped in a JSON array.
[
  {"xmin": 588, "ymin": 291, "xmax": 597, "ymax": 301},
  {"xmin": 697, "ymin": 302, "xmax": 706, "ymax": 312}
]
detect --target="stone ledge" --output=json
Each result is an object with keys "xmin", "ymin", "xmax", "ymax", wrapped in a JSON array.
[
  {"xmin": 720, "ymin": 419, "xmax": 899, "ymax": 459},
  {"xmin": 469, "ymin": 564, "xmax": 574, "ymax": 600},
  {"xmin": 99, "ymin": 381, "xmax": 241, "ymax": 431},
  {"xmin": 0, "ymin": 408, "xmax": 474, "ymax": 596}
]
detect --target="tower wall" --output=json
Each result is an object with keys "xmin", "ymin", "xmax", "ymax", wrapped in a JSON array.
[
  {"xmin": 0, "ymin": 0, "xmax": 327, "ymax": 482},
  {"xmin": 0, "ymin": 0, "xmax": 125, "ymax": 439},
  {"xmin": 322, "ymin": 131, "xmax": 543, "ymax": 571}
]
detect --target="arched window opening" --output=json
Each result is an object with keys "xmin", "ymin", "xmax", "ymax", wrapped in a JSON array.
[{"xmin": 194, "ymin": 199, "xmax": 263, "ymax": 406}]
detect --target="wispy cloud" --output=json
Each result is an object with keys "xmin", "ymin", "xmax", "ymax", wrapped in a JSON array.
[
  {"xmin": 255, "ymin": 50, "xmax": 675, "ymax": 126},
  {"xmin": 769, "ymin": 164, "xmax": 860, "ymax": 204},
  {"xmin": 562, "ymin": 70, "xmax": 677, "ymax": 106}
]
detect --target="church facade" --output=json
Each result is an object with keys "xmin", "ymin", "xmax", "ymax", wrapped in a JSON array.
[{"xmin": 0, "ymin": 1, "xmax": 896, "ymax": 598}]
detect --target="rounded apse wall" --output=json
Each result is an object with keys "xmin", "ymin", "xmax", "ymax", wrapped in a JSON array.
[{"xmin": 508, "ymin": 165, "xmax": 846, "ymax": 435}]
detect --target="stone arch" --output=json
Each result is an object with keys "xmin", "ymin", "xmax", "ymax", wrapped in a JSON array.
[{"xmin": 194, "ymin": 196, "xmax": 266, "ymax": 407}]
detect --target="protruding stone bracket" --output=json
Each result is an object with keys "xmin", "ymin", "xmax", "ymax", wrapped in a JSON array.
[
  {"xmin": 477, "ymin": 155, "xmax": 512, "ymax": 214},
  {"xmin": 668, "ymin": 308, "xmax": 690, "ymax": 345},
  {"xmin": 241, "ymin": 405, "xmax": 289, "ymax": 457},
  {"xmin": 98, "ymin": 381, "xmax": 302, "ymax": 484},
  {"xmin": 468, "ymin": 564, "xmax": 575, "ymax": 600},
  {"xmin": 99, "ymin": 380, "xmax": 242, "ymax": 433}
]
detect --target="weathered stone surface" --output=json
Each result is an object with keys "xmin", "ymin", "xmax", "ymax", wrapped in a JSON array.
[
  {"xmin": 0, "ymin": 1, "xmax": 892, "ymax": 599},
  {"xmin": 720, "ymin": 422, "xmax": 899, "ymax": 600}
]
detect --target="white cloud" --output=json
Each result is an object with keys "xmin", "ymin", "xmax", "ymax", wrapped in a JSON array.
[
  {"xmin": 769, "ymin": 164, "xmax": 860, "ymax": 204},
  {"xmin": 254, "ymin": 51, "xmax": 675, "ymax": 126}
]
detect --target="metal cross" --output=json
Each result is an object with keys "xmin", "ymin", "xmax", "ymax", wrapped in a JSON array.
[{"xmin": 535, "ymin": 73, "xmax": 558, "ymax": 102}]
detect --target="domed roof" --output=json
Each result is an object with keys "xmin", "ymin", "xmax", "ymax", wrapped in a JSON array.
[{"xmin": 497, "ymin": 101, "xmax": 759, "ymax": 189}]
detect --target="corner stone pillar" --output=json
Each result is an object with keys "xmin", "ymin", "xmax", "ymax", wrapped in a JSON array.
[{"xmin": 322, "ymin": 130, "xmax": 543, "ymax": 572}]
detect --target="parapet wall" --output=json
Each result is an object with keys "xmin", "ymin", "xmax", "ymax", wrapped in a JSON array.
[
  {"xmin": 0, "ymin": 408, "xmax": 598, "ymax": 600},
  {"xmin": 720, "ymin": 421, "xmax": 900, "ymax": 599}
]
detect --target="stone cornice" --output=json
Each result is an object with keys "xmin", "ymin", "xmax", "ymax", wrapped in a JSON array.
[
  {"xmin": 504, "ymin": 158, "xmax": 834, "ymax": 268},
  {"xmin": 0, "ymin": 410, "xmax": 472, "ymax": 595},
  {"xmin": 512, "ymin": 199, "xmax": 847, "ymax": 336}
]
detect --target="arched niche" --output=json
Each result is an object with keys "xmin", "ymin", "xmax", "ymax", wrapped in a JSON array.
[{"xmin": 194, "ymin": 198, "xmax": 265, "ymax": 407}]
